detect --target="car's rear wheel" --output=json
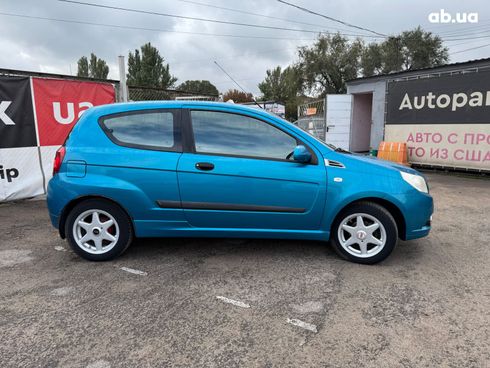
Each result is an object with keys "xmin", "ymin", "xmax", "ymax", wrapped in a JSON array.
[
  {"xmin": 331, "ymin": 202, "xmax": 398, "ymax": 264},
  {"xmin": 65, "ymin": 199, "xmax": 133, "ymax": 261}
]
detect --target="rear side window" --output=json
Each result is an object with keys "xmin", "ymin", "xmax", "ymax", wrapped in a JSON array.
[{"xmin": 100, "ymin": 110, "xmax": 180, "ymax": 151}]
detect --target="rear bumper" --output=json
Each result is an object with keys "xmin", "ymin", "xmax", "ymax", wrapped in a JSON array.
[
  {"xmin": 46, "ymin": 176, "xmax": 70, "ymax": 232},
  {"xmin": 49, "ymin": 212, "xmax": 60, "ymax": 229}
]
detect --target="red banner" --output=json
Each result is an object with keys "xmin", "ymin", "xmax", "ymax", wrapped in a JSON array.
[{"xmin": 32, "ymin": 78, "xmax": 115, "ymax": 146}]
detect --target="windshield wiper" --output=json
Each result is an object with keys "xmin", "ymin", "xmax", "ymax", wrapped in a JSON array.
[{"xmin": 334, "ymin": 147, "xmax": 352, "ymax": 154}]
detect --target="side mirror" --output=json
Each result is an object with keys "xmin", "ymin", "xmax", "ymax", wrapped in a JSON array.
[{"xmin": 293, "ymin": 145, "xmax": 311, "ymax": 163}]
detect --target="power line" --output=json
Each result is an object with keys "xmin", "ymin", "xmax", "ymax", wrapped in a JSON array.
[
  {"xmin": 213, "ymin": 61, "xmax": 252, "ymax": 94},
  {"xmin": 8, "ymin": 7, "xmax": 482, "ymax": 54},
  {"xmin": 173, "ymin": 0, "xmax": 361, "ymax": 35},
  {"xmin": 429, "ymin": 21, "xmax": 490, "ymax": 40},
  {"xmin": 444, "ymin": 39, "xmax": 487, "ymax": 47},
  {"xmin": 444, "ymin": 38, "xmax": 486, "ymax": 45},
  {"xmin": 276, "ymin": 0, "xmax": 386, "ymax": 37},
  {"xmin": 58, "ymin": 0, "xmax": 336, "ymax": 36},
  {"xmin": 168, "ymin": 45, "xmax": 303, "ymax": 65},
  {"xmin": 450, "ymin": 42, "xmax": 490, "ymax": 55},
  {"xmin": 57, "ymin": 0, "xmax": 384, "ymax": 38},
  {"xmin": 0, "ymin": 11, "xmax": 332, "ymax": 73},
  {"xmin": 0, "ymin": 12, "xmax": 318, "ymax": 41},
  {"xmin": 434, "ymin": 26, "xmax": 490, "ymax": 39},
  {"xmin": 397, "ymin": 26, "xmax": 490, "ymax": 42},
  {"xmin": 436, "ymin": 25, "xmax": 490, "ymax": 37},
  {"xmin": 213, "ymin": 77, "xmax": 258, "ymax": 86},
  {"xmin": 442, "ymin": 31, "xmax": 490, "ymax": 41},
  {"xmin": 442, "ymin": 34, "xmax": 490, "ymax": 41},
  {"xmin": 214, "ymin": 61, "xmax": 262, "ymax": 107},
  {"xmin": 424, "ymin": 18, "xmax": 490, "ymax": 32}
]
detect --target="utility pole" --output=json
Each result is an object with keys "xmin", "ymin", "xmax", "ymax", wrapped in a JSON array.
[{"xmin": 118, "ymin": 55, "xmax": 128, "ymax": 102}]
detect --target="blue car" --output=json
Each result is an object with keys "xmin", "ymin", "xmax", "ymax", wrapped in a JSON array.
[{"xmin": 47, "ymin": 101, "xmax": 433, "ymax": 264}]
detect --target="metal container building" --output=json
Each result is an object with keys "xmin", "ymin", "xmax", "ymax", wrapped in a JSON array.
[{"xmin": 344, "ymin": 58, "xmax": 490, "ymax": 172}]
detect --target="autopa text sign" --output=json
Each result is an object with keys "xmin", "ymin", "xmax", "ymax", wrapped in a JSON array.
[
  {"xmin": 386, "ymin": 71, "xmax": 490, "ymax": 125},
  {"xmin": 385, "ymin": 71, "xmax": 490, "ymax": 171}
]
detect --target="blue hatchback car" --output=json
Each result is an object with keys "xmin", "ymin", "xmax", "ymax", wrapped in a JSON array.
[{"xmin": 47, "ymin": 101, "xmax": 433, "ymax": 264}]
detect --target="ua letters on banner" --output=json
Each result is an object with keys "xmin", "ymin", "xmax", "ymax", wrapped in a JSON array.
[{"xmin": 0, "ymin": 76, "xmax": 116, "ymax": 201}]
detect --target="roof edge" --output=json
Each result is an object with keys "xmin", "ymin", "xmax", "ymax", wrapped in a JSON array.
[{"xmin": 346, "ymin": 57, "xmax": 490, "ymax": 84}]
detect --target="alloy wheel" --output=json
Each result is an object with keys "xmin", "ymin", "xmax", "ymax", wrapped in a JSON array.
[
  {"xmin": 337, "ymin": 213, "xmax": 387, "ymax": 258},
  {"xmin": 72, "ymin": 209, "xmax": 119, "ymax": 254}
]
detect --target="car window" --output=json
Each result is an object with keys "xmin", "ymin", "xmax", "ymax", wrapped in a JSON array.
[
  {"xmin": 191, "ymin": 110, "xmax": 297, "ymax": 160},
  {"xmin": 101, "ymin": 111, "xmax": 177, "ymax": 150}
]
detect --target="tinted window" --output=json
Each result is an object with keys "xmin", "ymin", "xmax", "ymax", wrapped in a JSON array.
[
  {"xmin": 191, "ymin": 110, "xmax": 297, "ymax": 160},
  {"xmin": 102, "ymin": 111, "xmax": 176, "ymax": 150}
]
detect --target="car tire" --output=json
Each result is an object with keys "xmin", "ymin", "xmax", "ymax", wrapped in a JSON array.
[
  {"xmin": 65, "ymin": 199, "xmax": 133, "ymax": 261},
  {"xmin": 330, "ymin": 202, "xmax": 398, "ymax": 264}
]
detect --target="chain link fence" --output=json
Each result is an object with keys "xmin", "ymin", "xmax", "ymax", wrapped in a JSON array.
[
  {"xmin": 0, "ymin": 68, "xmax": 218, "ymax": 103},
  {"xmin": 126, "ymin": 86, "xmax": 218, "ymax": 102},
  {"xmin": 293, "ymin": 99, "xmax": 326, "ymax": 141}
]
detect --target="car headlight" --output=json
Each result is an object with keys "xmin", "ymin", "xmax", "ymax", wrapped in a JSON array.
[{"xmin": 400, "ymin": 171, "xmax": 428, "ymax": 193}]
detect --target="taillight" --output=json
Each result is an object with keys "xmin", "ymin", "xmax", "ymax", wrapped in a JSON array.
[{"xmin": 53, "ymin": 146, "xmax": 66, "ymax": 175}]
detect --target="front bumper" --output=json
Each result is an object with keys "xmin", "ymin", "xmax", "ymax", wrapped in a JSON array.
[
  {"xmin": 395, "ymin": 191, "xmax": 433, "ymax": 240},
  {"xmin": 404, "ymin": 214, "xmax": 432, "ymax": 240}
]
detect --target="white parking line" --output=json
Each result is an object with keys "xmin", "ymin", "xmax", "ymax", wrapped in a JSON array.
[
  {"xmin": 216, "ymin": 296, "xmax": 251, "ymax": 308},
  {"xmin": 50, "ymin": 286, "xmax": 74, "ymax": 296},
  {"xmin": 286, "ymin": 318, "xmax": 318, "ymax": 333},
  {"xmin": 120, "ymin": 267, "xmax": 147, "ymax": 276}
]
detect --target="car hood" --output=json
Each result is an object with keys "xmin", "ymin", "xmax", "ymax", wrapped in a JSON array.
[{"xmin": 324, "ymin": 150, "xmax": 421, "ymax": 177}]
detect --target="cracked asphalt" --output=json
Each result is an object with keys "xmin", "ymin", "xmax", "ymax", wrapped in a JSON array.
[{"xmin": 0, "ymin": 172, "xmax": 489, "ymax": 367}]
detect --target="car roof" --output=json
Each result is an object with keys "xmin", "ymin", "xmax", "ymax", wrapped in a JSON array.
[{"xmin": 89, "ymin": 100, "xmax": 277, "ymax": 120}]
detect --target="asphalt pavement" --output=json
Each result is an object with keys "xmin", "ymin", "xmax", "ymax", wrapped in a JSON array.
[{"xmin": 0, "ymin": 172, "xmax": 489, "ymax": 367}]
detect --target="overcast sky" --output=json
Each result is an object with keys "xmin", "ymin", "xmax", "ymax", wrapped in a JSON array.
[{"xmin": 0, "ymin": 0, "xmax": 489, "ymax": 95}]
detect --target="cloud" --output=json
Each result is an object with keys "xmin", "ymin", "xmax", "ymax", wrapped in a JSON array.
[{"xmin": 0, "ymin": 0, "xmax": 489, "ymax": 95}]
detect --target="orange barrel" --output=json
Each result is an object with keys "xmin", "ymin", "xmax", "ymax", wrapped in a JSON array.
[{"xmin": 377, "ymin": 141, "xmax": 409, "ymax": 165}]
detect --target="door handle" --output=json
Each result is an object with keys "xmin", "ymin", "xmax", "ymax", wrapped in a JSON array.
[{"xmin": 195, "ymin": 162, "xmax": 214, "ymax": 171}]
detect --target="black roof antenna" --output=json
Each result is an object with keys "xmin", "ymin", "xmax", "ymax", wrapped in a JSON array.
[{"xmin": 213, "ymin": 60, "xmax": 263, "ymax": 109}]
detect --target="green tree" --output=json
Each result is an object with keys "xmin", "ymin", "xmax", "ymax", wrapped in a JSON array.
[
  {"xmin": 297, "ymin": 33, "xmax": 363, "ymax": 95},
  {"xmin": 77, "ymin": 53, "xmax": 109, "ymax": 79},
  {"xmin": 258, "ymin": 65, "xmax": 301, "ymax": 120},
  {"xmin": 77, "ymin": 57, "xmax": 89, "ymax": 77},
  {"xmin": 380, "ymin": 36, "xmax": 404, "ymax": 74},
  {"xmin": 127, "ymin": 42, "xmax": 177, "ymax": 88},
  {"xmin": 258, "ymin": 66, "xmax": 301, "ymax": 101},
  {"xmin": 177, "ymin": 80, "xmax": 219, "ymax": 96},
  {"xmin": 361, "ymin": 27, "xmax": 449, "ymax": 76},
  {"xmin": 222, "ymin": 89, "xmax": 254, "ymax": 103},
  {"xmin": 400, "ymin": 27, "xmax": 448, "ymax": 70},
  {"xmin": 361, "ymin": 43, "xmax": 383, "ymax": 77}
]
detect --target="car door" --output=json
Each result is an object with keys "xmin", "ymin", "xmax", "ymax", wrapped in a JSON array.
[{"xmin": 174, "ymin": 108, "xmax": 327, "ymax": 230}]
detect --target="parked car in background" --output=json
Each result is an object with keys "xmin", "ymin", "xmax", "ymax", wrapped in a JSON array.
[{"xmin": 47, "ymin": 101, "xmax": 433, "ymax": 264}]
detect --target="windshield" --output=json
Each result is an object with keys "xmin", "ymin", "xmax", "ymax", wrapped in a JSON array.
[{"xmin": 282, "ymin": 117, "xmax": 347, "ymax": 152}]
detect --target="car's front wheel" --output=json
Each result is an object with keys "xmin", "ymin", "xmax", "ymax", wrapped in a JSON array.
[
  {"xmin": 331, "ymin": 202, "xmax": 398, "ymax": 264},
  {"xmin": 65, "ymin": 199, "xmax": 133, "ymax": 261}
]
